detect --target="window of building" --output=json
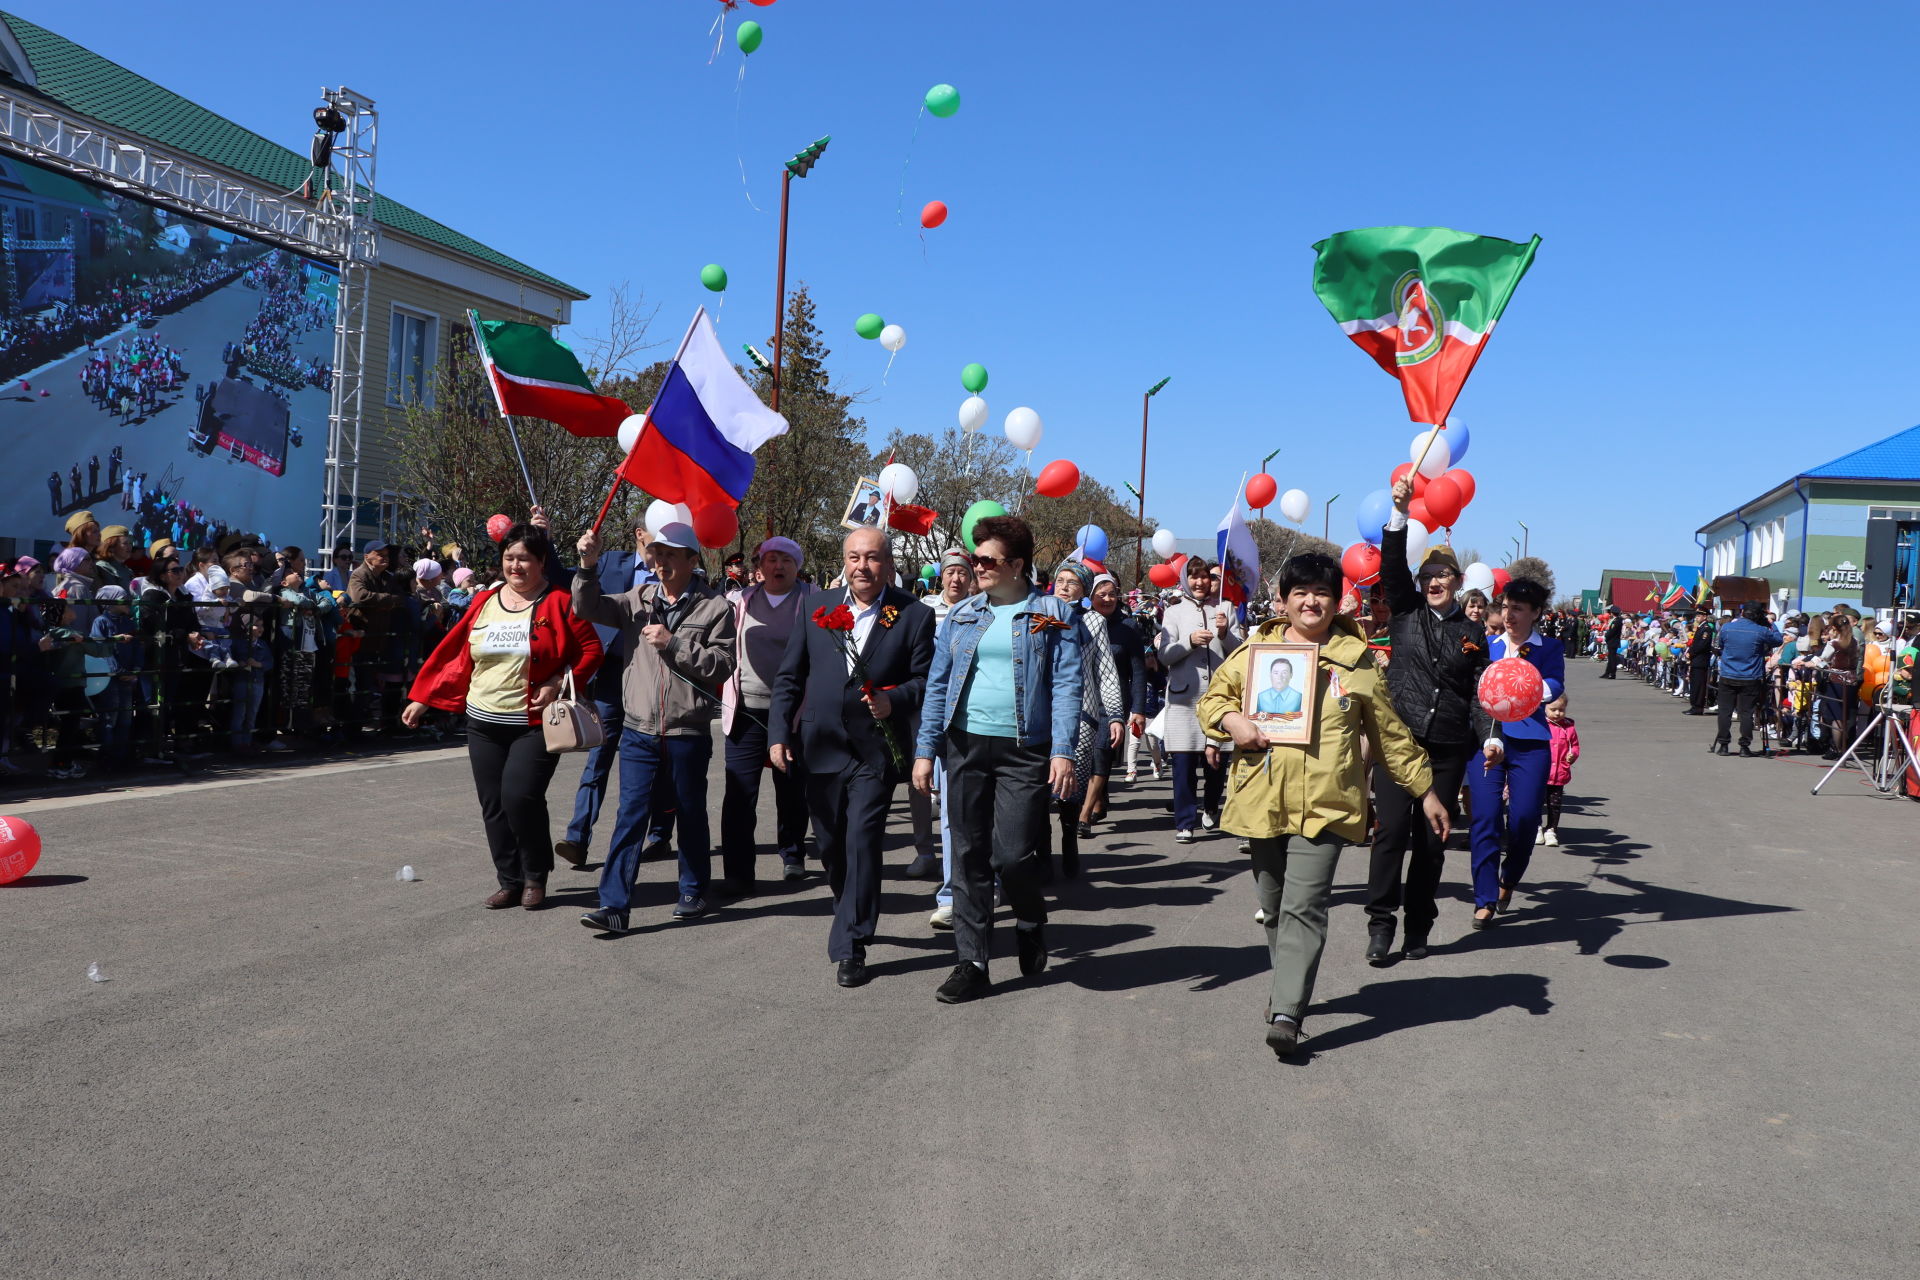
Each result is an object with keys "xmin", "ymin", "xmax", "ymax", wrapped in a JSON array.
[
  {"xmin": 387, "ymin": 307, "xmax": 438, "ymax": 407},
  {"xmin": 12, "ymin": 205, "xmax": 33, "ymax": 241}
]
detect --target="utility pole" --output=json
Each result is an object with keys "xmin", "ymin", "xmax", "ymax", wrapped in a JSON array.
[
  {"xmin": 1518, "ymin": 520, "xmax": 1530, "ymax": 559},
  {"xmin": 1134, "ymin": 377, "xmax": 1170, "ymax": 588},
  {"xmin": 769, "ymin": 135, "xmax": 829, "ymax": 414},
  {"xmin": 1324, "ymin": 493, "xmax": 1341, "ymax": 541}
]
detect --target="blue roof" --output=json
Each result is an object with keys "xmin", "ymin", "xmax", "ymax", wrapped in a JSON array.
[{"xmin": 1803, "ymin": 422, "xmax": 1920, "ymax": 480}]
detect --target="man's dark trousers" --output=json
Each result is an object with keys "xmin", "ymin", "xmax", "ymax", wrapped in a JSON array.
[
  {"xmin": 1715, "ymin": 678, "xmax": 1764, "ymax": 750},
  {"xmin": 721, "ymin": 712, "xmax": 808, "ymax": 882},
  {"xmin": 1367, "ymin": 739, "xmax": 1471, "ymax": 941},
  {"xmin": 1689, "ymin": 658, "xmax": 1712, "ymax": 712},
  {"xmin": 805, "ymin": 762, "xmax": 896, "ymax": 962}
]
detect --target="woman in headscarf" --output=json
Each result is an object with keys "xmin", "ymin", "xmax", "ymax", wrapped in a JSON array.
[
  {"xmin": 1047, "ymin": 560, "xmax": 1123, "ymax": 877},
  {"xmin": 1079, "ymin": 571, "xmax": 1146, "ymax": 839}
]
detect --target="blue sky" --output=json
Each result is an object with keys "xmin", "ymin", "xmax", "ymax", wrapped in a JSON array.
[{"xmin": 26, "ymin": 0, "xmax": 1920, "ymax": 592}]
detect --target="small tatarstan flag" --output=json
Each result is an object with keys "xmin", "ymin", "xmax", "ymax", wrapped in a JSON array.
[
  {"xmin": 470, "ymin": 309, "xmax": 631, "ymax": 438},
  {"xmin": 1311, "ymin": 227, "xmax": 1539, "ymax": 427}
]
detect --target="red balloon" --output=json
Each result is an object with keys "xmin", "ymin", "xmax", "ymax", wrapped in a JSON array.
[
  {"xmin": 1034, "ymin": 458, "xmax": 1080, "ymax": 498},
  {"xmin": 1341, "ymin": 542, "xmax": 1382, "ymax": 588},
  {"xmin": 1445, "ymin": 468, "xmax": 1476, "ymax": 506},
  {"xmin": 1147, "ymin": 563, "xmax": 1179, "ymax": 588},
  {"xmin": 749, "ymin": 0, "xmax": 777, "ymax": 6},
  {"xmin": 920, "ymin": 200, "xmax": 949, "ymax": 229},
  {"xmin": 1478, "ymin": 656, "xmax": 1545, "ymax": 723},
  {"xmin": 691, "ymin": 504, "xmax": 739, "ymax": 549},
  {"xmin": 1389, "ymin": 462, "xmax": 1429, "ymax": 497},
  {"xmin": 0, "ymin": 814, "xmax": 41, "ymax": 885},
  {"xmin": 1491, "ymin": 568, "xmax": 1512, "ymax": 594},
  {"xmin": 1408, "ymin": 497, "xmax": 1434, "ymax": 529},
  {"xmin": 485, "ymin": 514, "xmax": 513, "ymax": 543},
  {"xmin": 1422, "ymin": 474, "xmax": 1464, "ymax": 528},
  {"xmin": 1245, "ymin": 473, "xmax": 1278, "ymax": 509}
]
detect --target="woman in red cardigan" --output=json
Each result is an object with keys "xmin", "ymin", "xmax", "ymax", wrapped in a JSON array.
[{"xmin": 403, "ymin": 523, "xmax": 602, "ymax": 909}]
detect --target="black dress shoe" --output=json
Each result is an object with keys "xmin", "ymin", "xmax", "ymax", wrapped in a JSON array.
[
  {"xmin": 935, "ymin": 963, "xmax": 991, "ymax": 1004},
  {"xmin": 1403, "ymin": 934, "xmax": 1430, "ymax": 960},
  {"xmin": 1366, "ymin": 933, "xmax": 1393, "ymax": 966},
  {"xmin": 782, "ymin": 860, "xmax": 806, "ymax": 881},
  {"xmin": 1265, "ymin": 1016, "xmax": 1300, "ymax": 1056},
  {"xmin": 1712, "ymin": 743, "xmax": 1730, "ymax": 756},
  {"xmin": 1016, "ymin": 923, "xmax": 1049, "ymax": 977},
  {"xmin": 836, "ymin": 958, "xmax": 870, "ymax": 988},
  {"xmin": 1739, "ymin": 746, "xmax": 1757, "ymax": 758},
  {"xmin": 903, "ymin": 854, "xmax": 940, "ymax": 880}
]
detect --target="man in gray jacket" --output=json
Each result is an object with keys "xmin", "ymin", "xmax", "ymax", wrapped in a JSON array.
[{"xmin": 572, "ymin": 520, "xmax": 737, "ymax": 934}]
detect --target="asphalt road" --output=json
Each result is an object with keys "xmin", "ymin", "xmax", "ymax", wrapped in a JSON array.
[{"xmin": 2, "ymin": 663, "xmax": 1913, "ymax": 1279}]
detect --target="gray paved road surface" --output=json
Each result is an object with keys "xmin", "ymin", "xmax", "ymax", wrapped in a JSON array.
[{"xmin": 2, "ymin": 664, "xmax": 1912, "ymax": 1278}]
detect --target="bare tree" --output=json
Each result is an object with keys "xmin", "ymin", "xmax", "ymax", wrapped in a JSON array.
[
  {"xmin": 1508, "ymin": 555, "xmax": 1557, "ymax": 598},
  {"xmin": 573, "ymin": 282, "xmax": 662, "ymax": 384}
]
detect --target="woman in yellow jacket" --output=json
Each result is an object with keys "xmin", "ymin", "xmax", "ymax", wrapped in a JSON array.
[{"xmin": 1199, "ymin": 553, "xmax": 1450, "ymax": 1056}]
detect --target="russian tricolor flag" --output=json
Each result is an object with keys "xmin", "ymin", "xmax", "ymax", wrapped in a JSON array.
[{"xmin": 618, "ymin": 308, "xmax": 788, "ymax": 510}]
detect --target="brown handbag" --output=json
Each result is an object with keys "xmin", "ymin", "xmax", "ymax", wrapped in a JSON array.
[{"xmin": 542, "ymin": 669, "xmax": 605, "ymax": 753}]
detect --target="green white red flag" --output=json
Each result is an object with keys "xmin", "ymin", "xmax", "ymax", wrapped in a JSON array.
[
  {"xmin": 1310, "ymin": 227, "xmax": 1539, "ymax": 426},
  {"xmin": 469, "ymin": 310, "xmax": 630, "ymax": 438}
]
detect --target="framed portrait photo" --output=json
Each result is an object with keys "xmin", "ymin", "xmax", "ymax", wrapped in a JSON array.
[
  {"xmin": 840, "ymin": 476, "xmax": 884, "ymax": 531},
  {"xmin": 1241, "ymin": 641, "xmax": 1319, "ymax": 746}
]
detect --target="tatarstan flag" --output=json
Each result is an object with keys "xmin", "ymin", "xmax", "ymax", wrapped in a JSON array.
[
  {"xmin": 469, "ymin": 310, "xmax": 631, "ymax": 437},
  {"xmin": 1311, "ymin": 227, "xmax": 1539, "ymax": 426}
]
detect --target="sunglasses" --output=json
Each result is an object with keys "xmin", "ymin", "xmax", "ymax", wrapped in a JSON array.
[{"xmin": 968, "ymin": 553, "xmax": 1006, "ymax": 570}]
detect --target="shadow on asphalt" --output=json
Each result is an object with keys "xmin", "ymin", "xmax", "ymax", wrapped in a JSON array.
[
  {"xmin": 1, "ymin": 874, "xmax": 89, "ymax": 889},
  {"xmin": 1288, "ymin": 972, "xmax": 1555, "ymax": 1059},
  {"xmin": 1449, "ymin": 871, "xmax": 1792, "ymax": 958}
]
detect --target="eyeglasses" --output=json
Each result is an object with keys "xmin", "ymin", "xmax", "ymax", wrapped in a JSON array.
[{"xmin": 969, "ymin": 553, "xmax": 1006, "ymax": 570}]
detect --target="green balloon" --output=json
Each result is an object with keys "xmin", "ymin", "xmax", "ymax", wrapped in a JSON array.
[
  {"xmin": 925, "ymin": 83, "xmax": 961, "ymax": 118},
  {"xmin": 960, "ymin": 499, "xmax": 1007, "ymax": 552},
  {"xmin": 700, "ymin": 263, "xmax": 728, "ymax": 292},
  {"xmin": 920, "ymin": 563, "xmax": 937, "ymax": 580},
  {"xmin": 737, "ymin": 21, "xmax": 762, "ymax": 54},
  {"xmin": 961, "ymin": 362, "xmax": 989, "ymax": 394},
  {"xmin": 855, "ymin": 313, "xmax": 886, "ymax": 340}
]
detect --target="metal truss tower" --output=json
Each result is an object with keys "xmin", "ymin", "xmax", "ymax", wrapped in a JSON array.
[{"xmin": 317, "ymin": 87, "xmax": 378, "ymax": 554}]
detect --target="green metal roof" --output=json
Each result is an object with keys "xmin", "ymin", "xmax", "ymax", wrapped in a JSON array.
[{"xmin": 0, "ymin": 12, "xmax": 585, "ymax": 297}]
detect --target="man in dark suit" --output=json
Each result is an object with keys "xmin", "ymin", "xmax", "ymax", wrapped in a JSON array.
[
  {"xmin": 770, "ymin": 527, "xmax": 934, "ymax": 989},
  {"xmin": 552, "ymin": 512, "xmax": 675, "ymax": 870}
]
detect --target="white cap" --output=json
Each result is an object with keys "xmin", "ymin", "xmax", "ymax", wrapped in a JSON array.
[{"xmin": 648, "ymin": 521, "xmax": 700, "ymax": 552}]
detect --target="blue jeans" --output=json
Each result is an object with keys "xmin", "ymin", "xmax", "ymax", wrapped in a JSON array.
[
  {"xmin": 1171, "ymin": 750, "xmax": 1224, "ymax": 830},
  {"xmin": 564, "ymin": 678, "xmax": 675, "ymax": 853},
  {"xmin": 598, "ymin": 729, "xmax": 713, "ymax": 910},
  {"xmin": 935, "ymin": 759, "xmax": 954, "ymax": 907},
  {"xmin": 1466, "ymin": 739, "xmax": 1549, "ymax": 908}
]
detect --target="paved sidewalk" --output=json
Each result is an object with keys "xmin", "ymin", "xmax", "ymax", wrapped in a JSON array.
[{"xmin": 2, "ymin": 664, "xmax": 1912, "ymax": 1278}]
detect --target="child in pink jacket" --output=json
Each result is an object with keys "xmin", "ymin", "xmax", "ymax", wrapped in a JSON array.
[{"xmin": 1541, "ymin": 693, "xmax": 1579, "ymax": 846}]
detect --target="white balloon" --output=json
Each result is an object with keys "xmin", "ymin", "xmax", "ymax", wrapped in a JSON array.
[
  {"xmin": 878, "ymin": 324, "xmax": 907, "ymax": 353},
  {"xmin": 877, "ymin": 461, "xmax": 919, "ymax": 505},
  {"xmin": 645, "ymin": 499, "xmax": 683, "ymax": 538},
  {"xmin": 1411, "ymin": 426, "xmax": 1451, "ymax": 479},
  {"xmin": 1151, "ymin": 528, "xmax": 1179, "ymax": 559},
  {"xmin": 958, "ymin": 395, "xmax": 988, "ymax": 433},
  {"xmin": 1004, "ymin": 406, "xmax": 1043, "ymax": 452},
  {"xmin": 616, "ymin": 413, "xmax": 647, "ymax": 455},
  {"xmin": 1278, "ymin": 487, "xmax": 1310, "ymax": 525},
  {"xmin": 1463, "ymin": 561, "xmax": 1496, "ymax": 594},
  {"xmin": 1403, "ymin": 518, "xmax": 1431, "ymax": 571}
]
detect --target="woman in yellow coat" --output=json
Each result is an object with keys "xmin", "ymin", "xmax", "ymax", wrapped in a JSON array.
[{"xmin": 1199, "ymin": 553, "xmax": 1450, "ymax": 1056}]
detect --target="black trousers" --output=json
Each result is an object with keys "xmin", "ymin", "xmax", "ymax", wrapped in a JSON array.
[
  {"xmin": 944, "ymin": 726, "xmax": 1050, "ymax": 968},
  {"xmin": 805, "ymin": 758, "xmax": 896, "ymax": 962},
  {"xmin": 1689, "ymin": 658, "xmax": 1712, "ymax": 711},
  {"xmin": 1715, "ymin": 678, "xmax": 1763, "ymax": 749},
  {"xmin": 466, "ymin": 717, "xmax": 561, "ymax": 891},
  {"xmin": 721, "ymin": 712, "xmax": 810, "ymax": 881},
  {"xmin": 1366, "ymin": 738, "xmax": 1471, "ymax": 938},
  {"xmin": 1603, "ymin": 647, "xmax": 1620, "ymax": 678}
]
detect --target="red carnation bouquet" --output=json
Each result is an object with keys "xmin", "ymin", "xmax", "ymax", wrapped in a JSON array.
[{"xmin": 813, "ymin": 602, "xmax": 906, "ymax": 769}]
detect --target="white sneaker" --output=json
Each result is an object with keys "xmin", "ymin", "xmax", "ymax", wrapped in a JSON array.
[
  {"xmin": 1174, "ymin": 829, "xmax": 1193, "ymax": 844},
  {"xmin": 1254, "ymin": 907, "xmax": 1269, "ymax": 925},
  {"xmin": 1532, "ymin": 828, "xmax": 1542, "ymax": 847},
  {"xmin": 1124, "ymin": 769, "xmax": 1137, "ymax": 783},
  {"xmin": 1544, "ymin": 829, "xmax": 1560, "ymax": 847},
  {"xmin": 928, "ymin": 903, "xmax": 954, "ymax": 930},
  {"xmin": 1199, "ymin": 811, "xmax": 1218, "ymax": 831}
]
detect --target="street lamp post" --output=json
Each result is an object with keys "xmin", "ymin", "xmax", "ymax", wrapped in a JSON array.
[
  {"xmin": 1323, "ymin": 493, "xmax": 1341, "ymax": 541},
  {"xmin": 1517, "ymin": 520, "xmax": 1530, "ymax": 559},
  {"xmin": 1134, "ymin": 376, "xmax": 1170, "ymax": 587},
  {"xmin": 769, "ymin": 135, "xmax": 830, "ymax": 414}
]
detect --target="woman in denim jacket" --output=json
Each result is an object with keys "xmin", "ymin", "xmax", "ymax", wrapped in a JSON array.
[{"xmin": 912, "ymin": 515, "xmax": 1083, "ymax": 1004}]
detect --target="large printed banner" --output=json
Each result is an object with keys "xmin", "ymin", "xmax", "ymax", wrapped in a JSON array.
[{"xmin": 0, "ymin": 151, "xmax": 336, "ymax": 557}]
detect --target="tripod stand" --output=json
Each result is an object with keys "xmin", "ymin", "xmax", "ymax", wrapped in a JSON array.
[{"xmin": 1811, "ymin": 687, "xmax": 1920, "ymax": 796}]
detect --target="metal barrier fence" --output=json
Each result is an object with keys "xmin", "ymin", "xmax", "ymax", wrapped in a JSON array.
[{"xmin": 3, "ymin": 592, "xmax": 455, "ymax": 783}]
